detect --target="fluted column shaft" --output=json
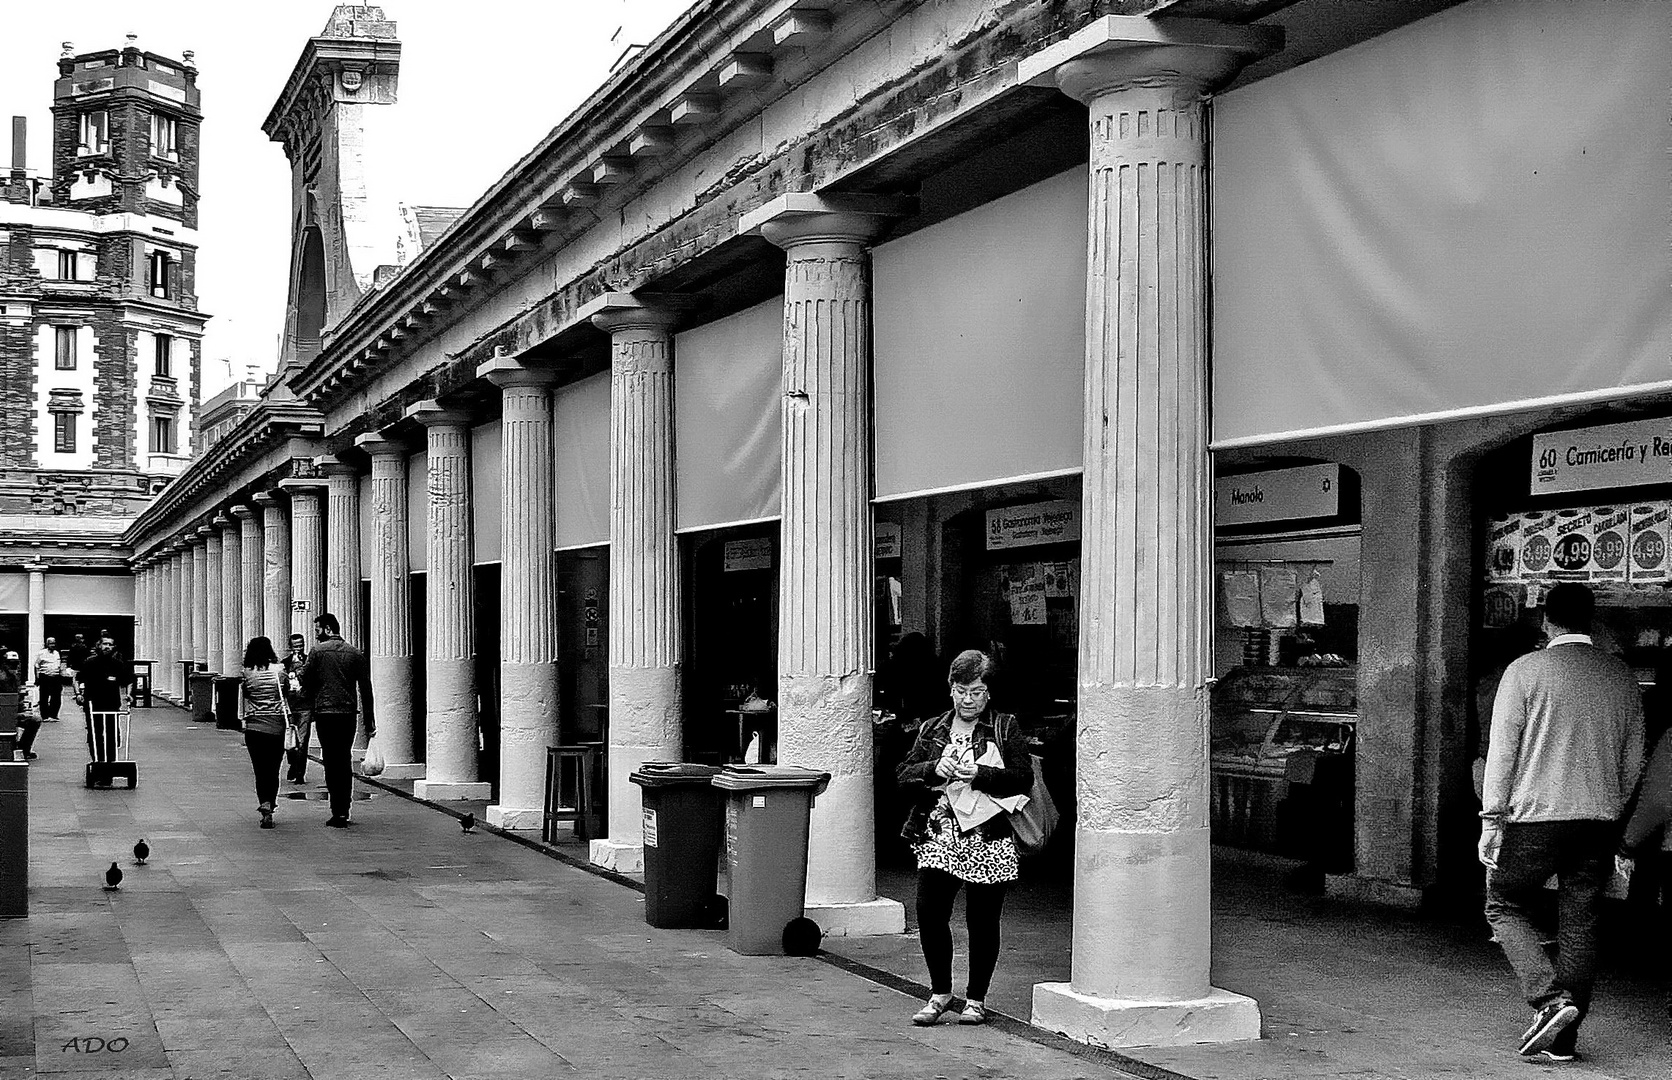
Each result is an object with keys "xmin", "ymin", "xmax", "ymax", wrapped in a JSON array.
[
  {"xmin": 25, "ymin": 563, "xmax": 45, "ymax": 681},
  {"xmin": 135, "ymin": 566, "xmax": 149, "ymax": 662},
  {"xmin": 409, "ymin": 403, "xmax": 484, "ymax": 798},
  {"xmin": 592, "ymin": 303, "xmax": 681, "ymax": 869},
  {"xmin": 217, "ymin": 516, "xmax": 240, "ymax": 669},
  {"xmin": 758, "ymin": 212, "xmax": 892, "ymax": 914},
  {"xmin": 191, "ymin": 535, "xmax": 209, "ymax": 666},
  {"xmin": 284, "ymin": 482, "xmax": 327, "ymax": 640},
  {"xmin": 204, "ymin": 529, "xmax": 224, "ymax": 673},
  {"xmin": 357, "ymin": 436, "xmax": 416, "ymax": 775},
  {"xmin": 324, "ymin": 464, "xmax": 363, "ymax": 643},
  {"xmin": 481, "ymin": 362, "xmax": 559, "ymax": 830},
  {"xmin": 232, "ymin": 506, "xmax": 261, "ymax": 645},
  {"xmin": 255, "ymin": 494, "xmax": 292, "ymax": 652},
  {"xmin": 159, "ymin": 555, "xmax": 175, "ymax": 696}
]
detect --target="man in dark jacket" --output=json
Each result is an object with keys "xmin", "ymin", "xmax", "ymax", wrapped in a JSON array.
[
  {"xmin": 74, "ymin": 636, "xmax": 133, "ymax": 769},
  {"xmin": 301, "ymin": 613, "xmax": 375, "ymax": 827}
]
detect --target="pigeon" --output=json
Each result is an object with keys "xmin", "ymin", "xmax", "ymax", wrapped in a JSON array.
[
  {"xmin": 782, "ymin": 916, "xmax": 823, "ymax": 957},
  {"xmin": 104, "ymin": 862, "xmax": 123, "ymax": 890},
  {"xmin": 460, "ymin": 812, "xmax": 476, "ymax": 833},
  {"xmin": 133, "ymin": 840, "xmax": 149, "ymax": 865}
]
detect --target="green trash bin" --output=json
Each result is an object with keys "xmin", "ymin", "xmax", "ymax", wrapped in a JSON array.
[
  {"xmin": 711, "ymin": 765, "xmax": 830, "ymax": 955},
  {"xmin": 0, "ymin": 761, "xmax": 27, "ymax": 917},
  {"xmin": 630, "ymin": 763, "xmax": 725, "ymax": 929}
]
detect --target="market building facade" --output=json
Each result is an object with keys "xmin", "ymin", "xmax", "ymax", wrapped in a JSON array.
[{"xmin": 124, "ymin": 0, "xmax": 1670, "ymax": 1049}]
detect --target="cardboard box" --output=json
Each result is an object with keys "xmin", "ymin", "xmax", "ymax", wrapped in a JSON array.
[
  {"xmin": 1485, "ymin": 514, "xmax": 1524, "ymax": 583},
  {"xmin": 1628, "ymin": 502, "xmax": 1672, "ymax": 583},
  {"xmin": 1586, "ymin": 505, "xmax": 1630, "ymax": 582},
  {"xmin": 1517, "ymin": 510, "xmax": 1561, "ymax": 579}
]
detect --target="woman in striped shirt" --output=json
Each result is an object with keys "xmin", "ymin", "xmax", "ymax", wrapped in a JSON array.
[{"xmin": 240, "ymin": 637, "xmax": 290, "ymax": 829}]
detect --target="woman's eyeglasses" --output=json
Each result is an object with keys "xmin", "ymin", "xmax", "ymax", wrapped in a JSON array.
[{"xmin": 950, "ymin": 685, "xmax": 989, "ymax": 700}]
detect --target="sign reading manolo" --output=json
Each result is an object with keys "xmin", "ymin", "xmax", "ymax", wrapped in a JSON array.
[{"xmin": 1532, "ymin": 417, "xmax": 1672, "ymax": 494}]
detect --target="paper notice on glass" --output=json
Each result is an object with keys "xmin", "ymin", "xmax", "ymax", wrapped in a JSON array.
[
  {"xmin": 1222, "ymin": 569, "xmax": 1262, "ymax": 628},
  {"xmin": 1259, "ymin": 566, "xmax": 1299, "ymax": 628},
  {"xmin": 1043, "ymin": 560, "xmax": 1079, "ymax": 599},
  {"xmin": 1008, "ymin": 565, "xmax": 1047, "ymax": 625},
  {"xmin": 1299, "ymin": 567, "xmax": 1326, "ymax": 626}
]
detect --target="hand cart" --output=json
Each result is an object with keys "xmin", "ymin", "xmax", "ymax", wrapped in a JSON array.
[{"xmin": 86, "ymin": 710, "xmax": 136, "ymax": 789}]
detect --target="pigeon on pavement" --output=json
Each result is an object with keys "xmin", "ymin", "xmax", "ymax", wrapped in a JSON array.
[
  {"xmin": 104, "ymin": 862, "xmax": 123, "ymax": 890},
  {"xmin": 133, "ymin": 840, "xmax": 149, "ymax": 865},
  {"xmin": 460, "ymin": 812, "xmax": 476, "ymax": 833}
]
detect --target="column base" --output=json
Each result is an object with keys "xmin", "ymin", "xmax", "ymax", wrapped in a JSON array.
[
  {"xmin": 411, "ymin": 779, "xmax": 491, "ymax": 801},
  {"xmin": 803, "ymin": 897, "xmax": 906, "ymax": 938},
  {"xmin": 380, "ymin": 762, "xmax": 426, "ymax": 781},
  {"xmin": 1031, "ymin": 983, "xmax": 1260, "ymax": 1049},
  {"xmin": 485, "ymin": 805, "xmax": 542, "ymax": 832},
  {"xmin": 589, "ymin": 839, "xmax": 643, "ymax": 875}
]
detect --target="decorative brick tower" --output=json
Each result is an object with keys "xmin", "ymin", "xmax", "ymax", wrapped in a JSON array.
[{"xmin": 0, "ymin": 37, "xmax": 210, "ymax": 656}]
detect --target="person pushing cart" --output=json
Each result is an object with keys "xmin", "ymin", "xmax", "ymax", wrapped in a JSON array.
[{"xmin": 74, "ymin": 635, "xmax": 135, "ymax": 788}]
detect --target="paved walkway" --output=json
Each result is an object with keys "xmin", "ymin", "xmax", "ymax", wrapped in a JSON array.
[{"xmin": 6, "ymin": 705, "xmax": 1669, "ymax": 1079}]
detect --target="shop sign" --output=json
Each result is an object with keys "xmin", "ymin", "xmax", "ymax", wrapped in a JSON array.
[
  {"xmin": 723, "ymin": 537, "xmax": 773, "ymax": 572},
  {"xmin": 1216, "ymin": 464, "xmax": 1340, "ymax": 527},
  {"xmin": 985, "ymin": 500, "xmax": 1080, "ymax": 551},
  {"xmin": 1532, "ymin": 417, "xmax": 1672, "ymax": 494},
  {"xmin": 874, "ymin": 522, "xmax": 901, "ymax": 560}
]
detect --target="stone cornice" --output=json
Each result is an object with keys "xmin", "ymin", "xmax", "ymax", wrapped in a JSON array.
[{"xmin": 263, "ymin": 36, "xmax": 402, "ymax": 155}]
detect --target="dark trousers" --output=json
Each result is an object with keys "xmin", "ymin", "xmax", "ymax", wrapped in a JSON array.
[
  {"xmin": 17, "ymin": 716, "xmax": 40, "ymax": 753},
  {"xmin": 84, "ymin": 711, "xmax": 119, "ymax": 762},
  {"xmin": 1484, "ymin": 820, "xmax": 1617, "ymax": 1043},
  {"xmin": 315, "ymin": 713, "xmax": 356, "ymax": 819},
  {"xmin": 37, "ymin": 678, "xmax": 61, "ymax": 720},
  {"xmin": 244, "ymin": 730, "xmax": 284, "ymax": 810},
  {"xmin": 916, "ymin": 867, "xmax": 1008, "ymax": 1000},
  {"xmin": 286, "ymin": 711, "xmax": 313, "ymax": 780}
]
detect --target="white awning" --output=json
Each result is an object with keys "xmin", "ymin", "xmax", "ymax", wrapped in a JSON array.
[
  {"xmin": 872, "ymin": 167, "xmax": 1086, "ymax": 501},
  {"xmin": 554, "ymin": 372, "xmax": 610, "ymax": 550},
  {"xmin": 407, "ymin": 450, "xmax": 428, "ymax": 572},
  {"xmin": 675, "ymin": 296, "xmax": 783, "ymax": 532},
  {"xmin": 357, "ymin": 473, "xmax": 373, "ymax": 581},
  {"xmin": 45, "ymin": 573, "xmax": 134, "ymax": 615},
  {"xmin": 1210, "ymin": 0, "xmax": 1672, "ymax": 449},
  {"xmin": 0, "ymin": 573, "xmax": 26, "ymax": 614},
  {"xmin": 472, "ymin": 419, "xmax": 502, "ymax": 564}
]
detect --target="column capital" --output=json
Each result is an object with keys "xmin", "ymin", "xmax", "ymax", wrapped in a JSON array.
[
  {"xmin": 580, "ymin": 291, "xmax": 692, "ymax": 336},
  {"xmin": 25, "ymin": 560, "xmax": 47, "ymax": 574},
  {"xmin": 251, "ymin": 490, "xmax": 281, "ymax": 509},
  {"xmin": 277, "ymin": 476, "xmax": 329, "ymax": 494},
  {"xmin": 1017, "ymin": 15, "xmax": 1280, "ymax": 103},
  {"xmin": 229, "ymin": 503, "xmax": 255, "ymax": 521},
  {"xmin": 741, "ymin": 193, "xmax": 913, "ymax": 251},
  {"xmin": 318, "ymin": 457, "xmax": 359, "ymax": 479},
  {"xmin": 194, "ymin": 526, "xmax": 213, "ymax": 542},
  {"xmin": 211, "ymin": 513, "xmax": 233, "ymax": 530},
  {"xmin": 477, "ymin": 356, "xmax": 559, "ymax": 390},
  {"xmin": 353, "ymin": 432, "xmax": 408, "ymax": 460},
  {"xmin": 405, "ymin": 399, "xmax": 473, "ymax": 429}
]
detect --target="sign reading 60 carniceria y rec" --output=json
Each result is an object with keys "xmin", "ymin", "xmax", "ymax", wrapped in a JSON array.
[{"xmin": 1533, "ymin": 417, "xmax": 1672, "ymax": 494}]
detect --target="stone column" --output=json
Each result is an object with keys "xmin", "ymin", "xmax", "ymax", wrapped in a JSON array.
[
  {"xmin": 217, "ymin": 515, "xmax": 241, "ymax": 670},
  {"xmin": 281, "ymin": 479, "xmax": 327, "ymax": 639},
  {"xmin": 232, "ymin": 505, "xmax": 261, "ymax": 644},
  {"xmin": 134, "ymin": 563, "xmax": 149, "ymax": 663},
  {"xmin": 25, "ymin": 562, "xmax": 46, "ymax": 677},
  {"xmin": 204, "ymin": 526, "xmax": 224, "ymax": 674},
  {"xmin": 158, "ymin": 552, "xmax": 175, "ymax": 698},
  {"xmin": 323, "ymin": 460, "xmax": 364, "ymax": 647},
  {"xmin": 406, "ymin": 401, "xmax": 489, "ymax": 801},
  {"xmin": 191, "ymin": 530, "xmax": 210, "ymax": 667},
  {"xmin": 169, "ymin": 547, "xmax": 187, "ymax": 697},
  {"xmin": 479, "ymin": 358, "xmax": 559, "ymax": 831},
  {"xmin": 1018, "ymin": 19, "xmax": 1273, "ymax": 1047},
  {"xmin": 744, "ymin": 195, "xmax": 909, "ymax": 937},
  {"xmin": 254, "ymin": 493, "xmax": 292, "ymax": 651},
  {"xmin": 584, "ymin": 294, "xmax": 683, "ymax": 873},
  {"xmin": 354, "ymin": 434, "xmax": 420, "ymax": 779}
]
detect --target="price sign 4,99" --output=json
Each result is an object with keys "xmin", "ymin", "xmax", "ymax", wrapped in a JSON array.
[{"xmin": 1552, "ymin": 532, "xmax": 1592, "ymax": 572}]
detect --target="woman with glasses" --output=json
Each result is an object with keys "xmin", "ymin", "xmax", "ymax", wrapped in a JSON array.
[{"xmin": 895, "ymin": 649, "xmax": 1033, "ymax": 1026}]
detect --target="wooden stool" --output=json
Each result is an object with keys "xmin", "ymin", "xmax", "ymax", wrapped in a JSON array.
[{"xmin": 543, "ymin": 742, "xmax": 604, "ymax": 843}]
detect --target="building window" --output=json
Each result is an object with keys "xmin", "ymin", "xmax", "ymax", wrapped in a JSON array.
[
  {"xmin": 148, "ymin": 250, "xmax": 174, "ymax": 299},
  {"xmin": 78, "ymin": 111, "xmax": 109, "ymax": 156},
  {"xmin": 56, "ymin": 250, "xmax": 76, "ymax": 279},
  {"xmin": 150, "ymin": 415, "xmax": 176, "ymax": 455},
  {"xmin": 54, "ymin": 327, "xmax": 76, "ymax": 370},
  {"xmin": 150, "ymin": 113, "xmax": 177, "ymax": 160},
  {"xmin": 53, "ymin": 412, "xmax": 76, "ymax": 454},
  {"xmin": 154, "ymin": 334, "xmax": 172, "ymax": 377}
]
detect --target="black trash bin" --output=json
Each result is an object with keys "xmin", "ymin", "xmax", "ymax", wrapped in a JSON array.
[
  {"xmin": 188, "ymin": 672, "xmax": 216, "ymax": 724},
  {"xmin": 213, "ymin": 676, "xmax": 241, "ymax": 730},
  {"xmin": 0, "ymin": 761, "xmax": 27, "ymax": 916},
  {"xmin": 630, "ymin": 763, "xmax": 725, "ymax": 929}
]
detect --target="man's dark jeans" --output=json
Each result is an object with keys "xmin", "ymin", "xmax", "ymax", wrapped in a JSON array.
[
  {"xmin": 315, "ymin": 714, "xmax": 356, "ymax": 820},
  {"xmin": 1485, "ymin": 819, "xmax": 1617, "ymax": 1041},
  {"xmin": 37, "ymin": 678, "xmax": 60, "ymax": 720}
]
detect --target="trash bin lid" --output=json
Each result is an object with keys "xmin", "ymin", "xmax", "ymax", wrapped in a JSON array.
[
  {"xmin": 711, "ymin": 765, "xmax": 831, "ymax": 795},
  {"xmin": 630, "ymin": 762, "xmax": 724, "ymax": 788}
]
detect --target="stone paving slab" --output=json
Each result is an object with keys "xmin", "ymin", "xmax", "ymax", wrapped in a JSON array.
[{"xmin": 10, "ymin": 708, "xmax": 1136, "ymax": 1080}]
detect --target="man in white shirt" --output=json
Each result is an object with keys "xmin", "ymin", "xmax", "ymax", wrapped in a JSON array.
[
  {"xmin": 33, "ymin": 636, "xmax": 64, "ymax": 722},
  {"xmin": 1479, "ymin": 583, "xmax": 1645, "ymax": 1062}
]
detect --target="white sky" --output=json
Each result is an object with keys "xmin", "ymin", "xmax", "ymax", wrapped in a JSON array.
[{"xmin": 1, "ymin": 1, "xmax": 696, "ymax": 398}]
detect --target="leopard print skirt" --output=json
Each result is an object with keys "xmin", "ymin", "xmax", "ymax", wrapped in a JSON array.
[{"xmin": 912, "ymin": 798, "xmax": 1019, "ymax": 884}]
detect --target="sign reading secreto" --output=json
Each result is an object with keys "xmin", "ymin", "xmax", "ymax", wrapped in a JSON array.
[
  {"xmin": 1532, "ymin": 418, "xmax": 1672, "ymax": 494},
  {"xmin": 1216, "ymin": 464, "xmax": 1341, "ymax": 527},
  {"xmin": 985, "ymin": 500, "xmax": 1081, "ymax": 551}
]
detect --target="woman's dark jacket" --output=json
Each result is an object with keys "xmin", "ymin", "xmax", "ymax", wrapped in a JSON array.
[{"xmin": 895, "ymin": 709, "xmax": 1033, "ymax": 843}]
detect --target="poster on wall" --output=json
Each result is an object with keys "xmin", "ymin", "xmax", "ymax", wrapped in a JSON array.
[
  {"xmin": 1042, "ymin": 560, "xmax": 1079, "ymax": 599},
  {"xmin": 1585, "ymin": 506, "xmax": 1630, "ymax": 583},
  {"xmin": 723, "ymin": 538, "xmax": 773, "ymax": 572},
  {"xmin": 1299, "ymin": 567, "xmax": 1326, "ymax": 626},
  {"xmin": 1518, "ymin": 511, "xmax": 1561, "ymax": 578},
  {"xmin": 1004, "ymin": 564, "xmax": 1047, "ymax": 625},
  {"xmin": 1221, "ymin": 569, "xmax": 1262, "ymax": 627},
  {"xmin": 1546, "ymin": 508, "xmax": 1597, "ymax": 582},
  {"xmin": 875, "ymin": 522, "xmax": 901, "ymax": 560},
  {"xmin": 1485, "ymin": 514, "xmax": 1525, "ymax": 583},
  {"xmin": 1629, "ymin": 502, "xmax": 1671, "ymax": 583},
  {"xmin": 1258, "ymin": 566, "xmax": 1299, "ymax": 628}
]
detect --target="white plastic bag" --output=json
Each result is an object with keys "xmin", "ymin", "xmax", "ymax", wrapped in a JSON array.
[{"xmin": 359, "ymin": 735, "xmax": 386, "ymax": 777}]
